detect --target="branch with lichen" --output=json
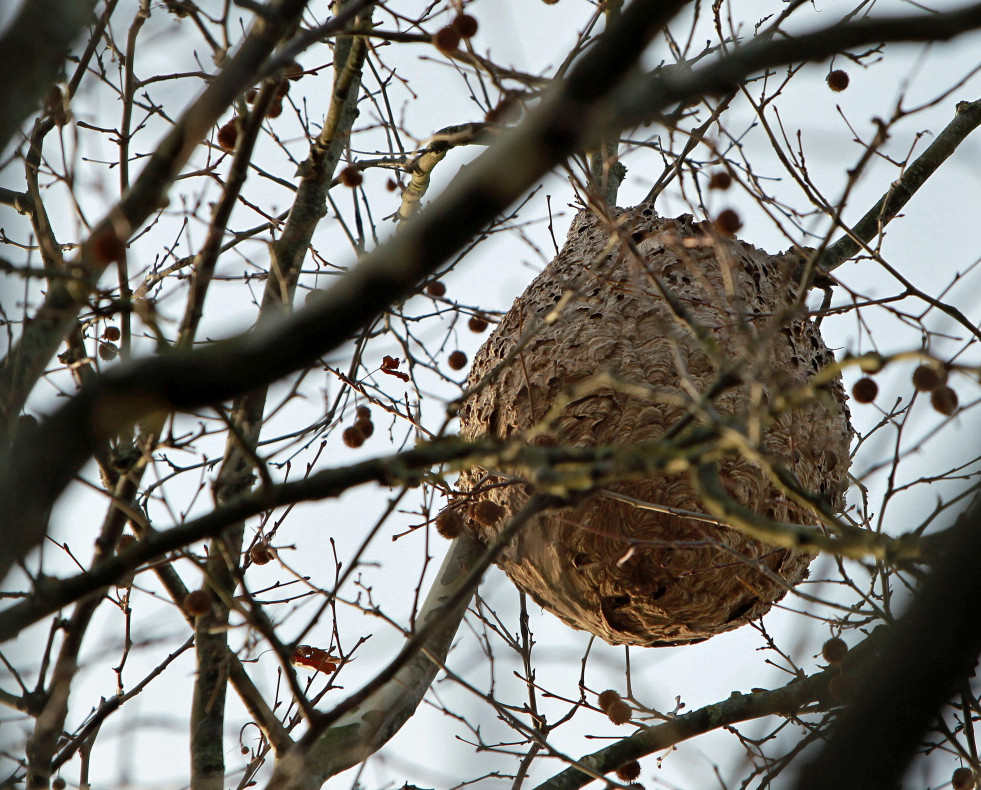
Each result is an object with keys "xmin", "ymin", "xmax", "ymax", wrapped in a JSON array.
[
  {"xmin": 396, "ymin": 123, "xmax": 487, "ymax": 221},
  {"xmin": 531, "ymin": 626, "xmax": 888, "ymax": 790},
  {"xmin": 0, "ymin": 422, "xmax": 956, "ymax": 646},
  {"xmin": 693, "ymin": 462, "xmax": 932, "ymax": 563},
  {"xmin": 817, "ymin": 98, "xmax": 981, "ymax": 275}
]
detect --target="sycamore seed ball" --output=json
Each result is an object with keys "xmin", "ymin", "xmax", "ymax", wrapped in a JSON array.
[
  {"xmin": 606, "ymin": 699, "xmax": 632, "ymax": 725},
  {"xmin": 616, "ymin": 762, "xmax": 641, "ymax": 782},
  {"xmin": 356, "ymin": 419, "xmax": 374, "ymax": 438},
  {"xmin": 90, "ymin": 228, "xmax": 125, "ymax": 264},
  {"xmin": 714, "ymin": 208, "xmax": 742, "ymax": 236},
  {"xmin": 952, "ymin": 767, "xmax": 975, "ymax": 790},
  {"xmin": 183, "ymin": 589, "xmax": 211, "ymax": 616},
  {"xmin": 821, "ymin": 637, "xmax": 848, "ymax": 663},
  {"xmin": 473, "ymin": 500, "xmax": 504, "ymax": 526},
  {"xmin": 708, "ymin": 170, "xmax": 732, "ymax": 190},
  {"xmin": 912, "ymin": 364, "xmax": 945, "ymax": 392},
  {"xmin": 852, "ymin": 377, "xmax": 878, "ymax": 404},
  {"xmin": 342, "ymin": 425, "xmax": 365, "ymax": 448},
  {"xmin": 931, "ymin": 386, "xmax": 959, "ymax": 415},
  {"xmin": 827, "ymin": 69, "xmax": 850, "ymax": 92},
  {"xmin": 217, "ymin": 119, "xmax": 238, "ymax": 152},
  {"xmin": 436, "ymin": 509, "xmax": 464, "ymax": 539},
  {"xmin": 597, "ymin": 689, "xmax": 621, "ymax": 711},
  {"xmin": 339, "ymin": 166, "xmax": 363, "ymax": 188},
  {"xmin": 250, "ymin": 542, "xmax": 274, "ymax": 565},
  {"xmin": 433, "ymin": 26, "xmax": 461, "ymax": 54},
  {"xmin": 452, "ymin": 14, "xmax": 478, "ymax": 38}
]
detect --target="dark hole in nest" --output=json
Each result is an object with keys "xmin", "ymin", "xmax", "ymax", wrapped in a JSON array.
[
  {"xmin": 726, "ymin": 596, "xmax": 757, "ymax": 624},
  {"xmin": 601, "ymin": 593, "xmax": 639, "ymax": 636}
]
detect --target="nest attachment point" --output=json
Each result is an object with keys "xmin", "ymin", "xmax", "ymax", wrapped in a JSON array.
[{"xmin": 453, "ymin": 205, "xmax": 853, "ymax": 647}]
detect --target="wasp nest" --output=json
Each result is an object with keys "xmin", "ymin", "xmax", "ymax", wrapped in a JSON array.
[{"xmin": 454, "ymin": 204, "xmax": 852, "ymax": 646}]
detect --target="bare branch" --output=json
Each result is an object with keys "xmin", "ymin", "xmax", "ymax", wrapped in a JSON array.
[
  {"xmin": 272, "ymin": 497, "xmax": 558, "ymax": 788},
  {"xmin": 532, "ymin": 628, "xmax": 888, "ymax": 790},
  {"xmin": 0, "ymin": 0, "xmax": 98, "ymax": 153},
  {"xmin": 794, "ymin": 498, "xmax": 981, "ymax": 790},
  {"xmin": 0, "ymin": 0, "xmax": 368, "ymax": 438},
  {"xmin": 818, "ymin": 97, "xmax": 981, "ymax": 273}
]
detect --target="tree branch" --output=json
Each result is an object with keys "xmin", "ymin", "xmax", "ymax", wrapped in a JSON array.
[
  {"xmin": 532, "ymin": 627, "xmax": 887, "ymax": 790},
  {"xmin": 793, "ymin": 496, "xmax": 981, "ymax": 790},
  {"xmin": 5, "ymin": 0, "xmax": 981, "ymax": 586},
  {"xmin": 818, "ymin": 98, "xmax": 981, "ymax": 273},
  {"xmin": 0, "ymin": 0, "xmax": 369, "ymax": 438},
  {"xmin": 270, "ymin": 496, "xmax": 559, "ymax": 789},
  {"xmin": 0, "ymin": 433, "xmax": 950, "ymax": 644},
  {"xmin": 0, "ymin": 0, "xmax": 98, "ymax": 153}
]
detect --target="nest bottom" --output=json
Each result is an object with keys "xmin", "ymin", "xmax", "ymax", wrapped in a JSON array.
[{"xmin": 465, "ymin": 464, "xmax": 814, "ymax": 647}]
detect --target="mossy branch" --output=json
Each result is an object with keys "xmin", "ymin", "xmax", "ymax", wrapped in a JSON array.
[
  {"xmin": 397, "ymin": 124, "xmax": 487, "ymax": 221},
  {"xmin": 817, "ymin": 98, "xmax": 981, "ymax": 274},
  {"xmin": 0, "ymin": 431, "xmax": 952, "ymax": 644}
]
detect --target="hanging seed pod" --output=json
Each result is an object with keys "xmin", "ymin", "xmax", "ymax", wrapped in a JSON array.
[
  {"xmin": 931, "ymin": 386, "xmax": 959, "ymax": 415},
  {"xmin": 452, "ymin": 14, "xmax": 478, "ymax": 38},
  {"xmin": 448, "ymin": 350, "xmax": 468, "ymax": 371},
  {"xmin": 433, "ymin": 26, "xmax": 461, "ymax": 54},
  {"xmin": 342, "ymin": 425, "xmax": 365, "ymax": 448},
  {"xmin": 436, "ymin": 509, "xmax": 465, "ymax": 539},
  {"xmin": 616, "ymin": 762, "xmax": 641, "ymax": 782},
  {"xmin": 827, "ymin": 69, "xmax": 850, "ymax": 92},
  {"xmin": 597, "ymin": 689, "xmax": 621, "ymax": 711},
  {"xmin": 606, "ymin": 699, "xmax": 632, "ymax": 725},
  {"xmin": 852, "ymin": 377, "xmax": 878, "ymax": 404},
  {"xmin": 952, "ymin": 767, "xmax": 976, "ymax": 790},
  {"xmin": 183, "ymin": 589, "xmax": 211, "ymax": 616},
  {"xmin": 822, "ymin": 637, "xmax": 848, "ymax": 663}
]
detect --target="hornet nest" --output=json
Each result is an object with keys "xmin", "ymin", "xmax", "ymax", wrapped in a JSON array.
[{"xmin": 453, "ymin": 203, "xmax": 852, "ymax": 647}]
